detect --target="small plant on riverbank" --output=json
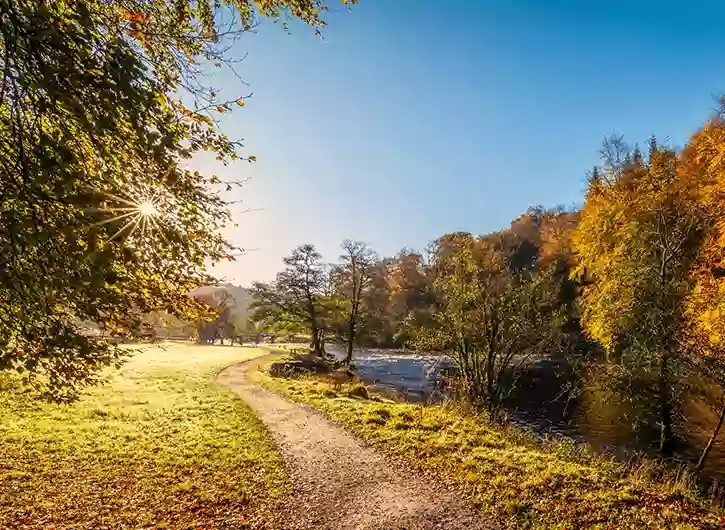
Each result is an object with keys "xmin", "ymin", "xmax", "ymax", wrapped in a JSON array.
[
  {"xmin": 259, "ymin": 357, "xmax": 721, "ymax": 529},
  {"xmin": 346, "ymin": 382, "xmax": 370, "ymax": 399}
]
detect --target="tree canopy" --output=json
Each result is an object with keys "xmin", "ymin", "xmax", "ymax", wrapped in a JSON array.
[
  {"xmin": 0, "ymin": 0, "xmax": 338, "ymax": 399},
  {"xmin": 330, "ymin": 240, "xmax": 378, "ymax": 363},
  {"xmin": 250, "ymin": 244, "xmax": 330, "ymax": 355}
]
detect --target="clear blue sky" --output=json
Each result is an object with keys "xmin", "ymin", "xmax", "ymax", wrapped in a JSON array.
[{"xmin": 196, "ymin": 0, "xmax": 725, "ymax": 286}]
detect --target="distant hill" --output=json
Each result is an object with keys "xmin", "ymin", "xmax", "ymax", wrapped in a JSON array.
[{"xmin": 189, "ymin": 283, "xmax": 253, "ymax": 319}]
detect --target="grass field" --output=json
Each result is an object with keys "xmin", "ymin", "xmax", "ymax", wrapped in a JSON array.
[
  {"xmin": 258, "ymin": 357, "xmax": 722, "ymax": 530},
  {"xmin": 0, "ymin": 343, "xmax": 285, "ymax": 530}
]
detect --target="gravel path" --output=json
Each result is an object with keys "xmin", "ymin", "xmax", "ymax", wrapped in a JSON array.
[{"xmin": 218, "ymin": 356, "xmax": 495, "ymax": 530}]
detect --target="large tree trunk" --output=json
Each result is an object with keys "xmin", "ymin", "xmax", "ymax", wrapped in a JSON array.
[
  {"xmin": 696, "ymin": 397, "xmax": 725, "ymax": 473},
  {"xmin": 344, "ymin": 320, "xmax": 355, "ymax": 364},
  {"xmin": 658, "ymin": 350, "xmax": 674, "ymax": 456},
  {"xmin": 310, "ymin": 324, "xmax": 324, "ymax": 356}
]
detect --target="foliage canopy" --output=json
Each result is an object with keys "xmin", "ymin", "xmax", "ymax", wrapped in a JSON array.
[{"xmin": 0, "ymin": 0, "xmax": 334, "ymax": 398}]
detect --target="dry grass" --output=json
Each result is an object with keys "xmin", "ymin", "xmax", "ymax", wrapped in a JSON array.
[
  {"xmin": 258, "ymin": 356, "xmax": 722, "ymax": 529},
  {"xmin": 0, "ymin": 343, "xmax": 286, "ymax": 530}
]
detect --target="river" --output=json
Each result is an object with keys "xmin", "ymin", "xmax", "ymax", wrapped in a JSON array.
[{"xmin": 325, "ymin": 345, "xmax": 725, "ymax": 485}]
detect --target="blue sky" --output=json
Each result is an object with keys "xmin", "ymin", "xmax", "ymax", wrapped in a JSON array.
[{"xmin": 198, "ymin": 0, "xmax": 725, "ymax": 286}]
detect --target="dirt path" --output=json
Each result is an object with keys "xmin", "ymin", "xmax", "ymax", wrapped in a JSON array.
[{"xmin": 218, "ymin": 357, "xmax": 494, "ymax": 530}]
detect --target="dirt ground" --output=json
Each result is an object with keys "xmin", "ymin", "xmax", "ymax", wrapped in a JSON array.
[{"xmin": 218, "ymin": 356, "xmax": 493, "ymax": 530}]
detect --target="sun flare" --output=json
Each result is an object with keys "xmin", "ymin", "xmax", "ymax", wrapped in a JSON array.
[
  {"xmin": 87, "ymin": 185, "xmax": 172, "ymax": 245},
  {"xmin": 137, "ymin": 201, "xmax": 158, "ymax": 217}
]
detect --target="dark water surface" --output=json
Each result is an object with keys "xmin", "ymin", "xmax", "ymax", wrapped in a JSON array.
[{"xmin": 327, "ymin": 345, "xmax": 725, "ymax": 482}]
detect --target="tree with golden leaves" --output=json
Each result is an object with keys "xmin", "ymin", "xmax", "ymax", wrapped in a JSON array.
[
  {"xmin": 573, "ymin": 136, "xmax": 711, "ymax": 455},
  {"xmin": 679, "ymin": 110, "xmax": 725, "ymax": 470}
]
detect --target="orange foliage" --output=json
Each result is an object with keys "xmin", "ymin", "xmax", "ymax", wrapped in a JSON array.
[
  {"xmin": 683, "ymin": 118, "xmax": 725, "ymax": 354},
  {"xmin": 123, "ymin": 11, "xmax": 147, "ymax": 23},
  {"xmin": 540, "ymin": 211, "xmax": 578, "ymax": 268}
]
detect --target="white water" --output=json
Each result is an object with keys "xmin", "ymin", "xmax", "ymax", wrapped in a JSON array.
[{"xmin": 325, "ymin": 345, "xmax": 454, "ymax": 400}]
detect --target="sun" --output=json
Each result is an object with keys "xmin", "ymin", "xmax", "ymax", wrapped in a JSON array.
[
  {"xmin": 86, "ymin": 185, "xmax": 171, "ymax": 245},
  {"xmin": 137, "ymin": 201, "xmax": 158, "ymax": 217}
]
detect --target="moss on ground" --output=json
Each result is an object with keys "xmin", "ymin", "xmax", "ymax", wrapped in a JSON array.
[
  {"xmin": 257, "ymin": 355, "xmax": 722, "ymax": 529},
  {"xmin": 0, "ymin": 343, "xmax": 286, "ymax": 530}
]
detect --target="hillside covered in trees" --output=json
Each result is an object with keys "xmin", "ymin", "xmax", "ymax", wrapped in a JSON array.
[{"xmin": 142, "ymin": 284, "xmax": 258, "ymax": 344}]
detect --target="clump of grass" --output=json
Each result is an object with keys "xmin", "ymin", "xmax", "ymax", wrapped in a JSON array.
[
  {"xmin": 364, "ymin": 414, "xmax": 387, "ymax": 426},
  {"xmin": 346, "ymin": 382, "xmax": 370, "ymax": 399},
  {"xmin": 259, "ymin": 359, "xmax": 721, "ymax": 529},
  {"xmin": 0, "ymin": 343, "xmax": 287, "ymax": 529}
]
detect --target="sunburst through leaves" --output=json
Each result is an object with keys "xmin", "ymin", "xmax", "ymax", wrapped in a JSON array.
[{"xmin": 87, "ymin": 185, "xmax": 174, "ymax": 246}]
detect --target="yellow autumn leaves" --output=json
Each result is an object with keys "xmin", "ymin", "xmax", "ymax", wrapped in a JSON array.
[{"xmin": 573, "ymin": 114, "xmax": 725, "ymax": 358}]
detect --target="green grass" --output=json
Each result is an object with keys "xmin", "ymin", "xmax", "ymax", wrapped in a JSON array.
[
  {"xmin": 0, "ymin": 343, "xmax": 286, "ymax": 530},
  {"xmin": 257, "ymin": 357, "xmax": 722, "ymax": 529}
]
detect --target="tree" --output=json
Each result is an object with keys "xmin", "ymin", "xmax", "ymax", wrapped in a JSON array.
[
  {"xmin": 0, "ymin": 0, "xmax": 341, "ymax": 399},
  {"xmin": 539, "ymin": 209, "xmax": 580, "ymax": 312},
  {"xmin": 683, "ymin": 110, "xmax": 725, "ymax": 355},
  {"xmin": 680, "ymin": 109, "xmax": 725, "ymax": 471},
  {"xmin": 357, "ymin": 260, "xmax": 394, "ymax": 346},
  {"xmin": 496, "ymin": 207, "xmax": 545, "ymax": 273},
  {"xmin": 232, "ymin": 316, "xmax": 264, "ymax": 346},
  {"xmin": 572, "ymin": 137, "xmax": 711, "ymax": 455},
  {"xmin": 250, "ymin": 245, "xmax": 330, "ymax": 356},
  {"xmin": 385, "ymin": 249, "xmax": 434, "ymax": 347},
  {"xmin": 417, "ymin": 233, "xmax": 562, "ymax": 413},
  {"xmin": 193, "ymin": 289, "xmax": 236, "ymax": 345},
  {"xmin": 331, "ymin": 240, "xmax": 377, "ymax": 364},
  {"xmin": 141, "ymin": 310, "xmax": 193, "ymax": 340}
]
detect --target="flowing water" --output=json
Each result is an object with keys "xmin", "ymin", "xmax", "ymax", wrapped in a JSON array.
[{"xmin": 326, "ymin": 346, "xmax": 455, "ymax": 401}]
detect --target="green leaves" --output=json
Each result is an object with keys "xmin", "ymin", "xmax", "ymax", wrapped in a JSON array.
[
  {"xmin": 0, "ymin": 0, "xmax": 344, "ymax": 398},
  {"xmin": 250, "ymin": 245, "xmax": 330, "ymax": 353},
  {"xmin": 416, "ymin": 227, "xmax": 567, "ymax": 411}
]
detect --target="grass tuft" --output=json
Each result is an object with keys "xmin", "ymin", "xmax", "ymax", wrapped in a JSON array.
[{"xmin": 346, "ymin": 382, "xmax": 370, "ymax": 399}]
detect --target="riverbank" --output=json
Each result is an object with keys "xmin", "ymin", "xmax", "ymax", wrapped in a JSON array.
[
  {"xmin": 256, "ymin": 356, "xmax": 721, "ymax": 529},
  {"xmin": 0, "ymin": 343, "xmax": 286, "ymax": 529}
]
